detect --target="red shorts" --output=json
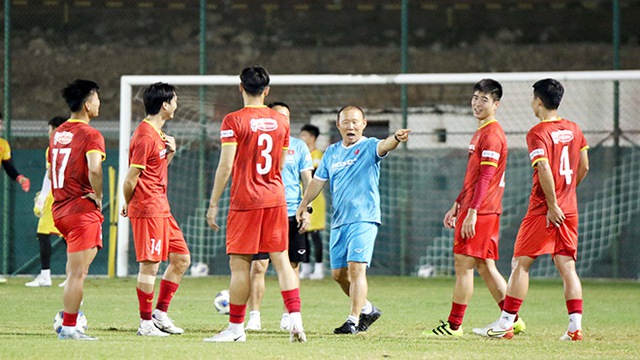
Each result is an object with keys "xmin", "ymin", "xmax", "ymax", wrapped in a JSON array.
[
  {"xmin": 453, "ymin": 211, "xmax": 500, "ymax": 260},
  {"xmin": 54, "ymin": 210, "xmax": 104, "ymax": 253},
  {"xmin": 514, "ymin": 213, "xmax": 578, "ymax": 260},
  {"xmin": 226, "ymin": 205, "xmax": 288, "ymax": 255},
  {"xmin": 130, "ymin": 215, "xmax": 189, "ymax": 262}
]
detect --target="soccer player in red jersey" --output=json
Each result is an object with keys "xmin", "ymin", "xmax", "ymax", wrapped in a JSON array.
[
  {"xmin": 205, "ymin": 66, "xmax": 306, "ymax": 343},
  {"xmin": 50, "ymin": 79, "xmax": 105, "ymax": 340},
  {"xmin": 121, "ymin": 83, "xmax": 191, "ymax": 337},
  {"xmin": 478, "ymin": 78, "xmax": 589, "ymax": 340},
  {"xmin": 425, "ymin": 79, "xmax": 524, "ymax": 337}
]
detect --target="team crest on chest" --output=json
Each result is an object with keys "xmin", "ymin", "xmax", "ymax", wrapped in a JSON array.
[
  {"xmin": 54, "ymin": 131, "xmax": 73, "ymax": 145},
  {"xmin": 250, "ymin": 118, "xmax": 278, "ymax": 132}
]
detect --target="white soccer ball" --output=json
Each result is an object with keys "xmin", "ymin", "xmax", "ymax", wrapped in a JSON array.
[
  {"xmin": 417, "ymin": 264, "xmax": 436, "ymax": 278},
  {"xmin": 214, "ymin": 289, "xmax": 230, "ymax": 315},
  {"xmin": 53, "ymin": 310, "xmax": 88, "ymax": 334},
  {"xmin": 190, "ymin": 262, "xmax": 209, "ymax": 277}
]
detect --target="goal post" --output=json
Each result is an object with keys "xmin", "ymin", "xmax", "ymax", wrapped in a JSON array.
[{"xmin": 118, "ymin": 70, "xmax": 640, "ymax": 278}]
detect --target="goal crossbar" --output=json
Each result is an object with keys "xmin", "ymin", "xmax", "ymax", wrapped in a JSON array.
[{"xmin": 117, "ymin": 70, "xmax": 640, "ymax": 277}]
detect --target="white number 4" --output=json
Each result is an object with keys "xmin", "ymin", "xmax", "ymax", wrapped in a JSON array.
[{"xmin": 559, "ymin": 145, "xmax": 573, "ymax": 185}]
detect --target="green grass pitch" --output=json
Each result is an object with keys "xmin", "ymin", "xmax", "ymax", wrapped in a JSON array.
[{"xmin": 1, "ymin": 276, "xmax": 639, "ymax": 359}]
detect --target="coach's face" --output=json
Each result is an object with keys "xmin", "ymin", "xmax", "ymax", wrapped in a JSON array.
[{"xmin": 337, "ymin": 107, "xmax": 367, "ymax": 146}]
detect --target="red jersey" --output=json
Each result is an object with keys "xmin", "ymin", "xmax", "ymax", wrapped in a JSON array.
[
  {"xmin": 526, "ymin": 118, "xmax": 588, "ymax": 215},
  {"xmin": 49, "ymin": 119, "xmax": 106, "ymax": 219},
  {"xmin": 127, "ymin": 120, "xmax": 171, "ymax": 218},
  {"xmin": 456, "ymin": 120, "xmax": 507, "ymax": 215},
  {"xmin": 220, "ymin": 106, "xmax": 290, "ymax": 210}
]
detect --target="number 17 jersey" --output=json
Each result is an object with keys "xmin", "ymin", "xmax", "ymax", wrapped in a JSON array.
[
  {"xmin": 526, "ymin": 118, "xmax": 588, "ymax": 216},
  {"xmin": 49, "ymin": 119, "xmax": 106, "ymax": 220},
  {"xmin": 219, "ymin": 106, "xmax": 290, "ymax": 211}
]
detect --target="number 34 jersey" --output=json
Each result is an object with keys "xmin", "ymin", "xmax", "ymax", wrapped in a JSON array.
[
  {"xmin": 526, "ymin": 118, "xmax": 589, "ymax": 216},
  {"xmin": 49, "ymin": 119, "xmax": 106, "ymax": 220},
  {"xmin": 219, "ymin": 106, "xmax": 290, "ymax": 211}
]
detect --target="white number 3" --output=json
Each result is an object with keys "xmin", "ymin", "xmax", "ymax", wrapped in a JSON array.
[{"xmin": 256, "ymin": 134, "xmax": 273, "ymax": 175}]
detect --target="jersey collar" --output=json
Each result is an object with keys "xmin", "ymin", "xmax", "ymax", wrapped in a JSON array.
[
  {"xmin": 142, "ymin": 119, "xmax": 166, "ymax": 139},
  {"xmin": 67, "ymin": 119, "xmax": 88, "ymax": 124},
  {"xmin": 478, "ymin": 119, "xmax": 497, "ymax": 130}
]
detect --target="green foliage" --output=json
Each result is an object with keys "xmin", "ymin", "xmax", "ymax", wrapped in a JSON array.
[{"xmin": 0, "ymin": 276, "xmax": 639, "ymax": 359}]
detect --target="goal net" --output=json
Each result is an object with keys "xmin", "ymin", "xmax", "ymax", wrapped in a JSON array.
[{"xmin": 118, "ymin": 71, "xmax": 640, "ymax": 278}]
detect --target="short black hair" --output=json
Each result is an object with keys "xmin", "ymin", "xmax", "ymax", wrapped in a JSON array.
[
  {"xmin": 337, "ymin": 105, "xmax": 365, "ymax": 121},
  {"xmin": 143, "ymin": 82, "xmax": 177, "ymax": 115},
  {"xmin": 532, "ymin": 78, "xmax": 564, "ymax": 110},
  {"xmin": 48, "ymin": 116, "xmax": 67, "ymax": 128},
  {"xmin": 473, "ymin": 79, "xmax": 503, "ymax": 101},
  {"xmin": 267, "ymin": 101, "xmax": 290, "ymax": 111},
  {"xmin": 61, "ymin": 79, "xmax": 99, "ymax": 112},
  {"xmin": 240, "ymin": 66, "xmax": 270, "ymax": 96},
  {"xmin": 300, "ymin": 124, "xmax": 319, "ymax": 138}
]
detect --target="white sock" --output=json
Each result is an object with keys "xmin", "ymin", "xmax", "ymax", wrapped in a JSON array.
[
  {"xmin": 568, "ymin": 313, "xmax": 582, "ymax": 332},
  {"xmin": 497, "ymin": 311, "xmax": 516, "ymax": 329},
  {"xmin": 289, "ymin": 312, "xmax": 301, "ymax": 324},
  {"xmin": 361, "ymin": 300, "xmax": 373, "ymax": 315},
  {"xmin": 249, "ymin": 311, "xmax": 260, "ymax": 319},
  {"xmin": 229, "ymin": 322, "xmax": 244, "ymax": 335},
  {"xmin": 60, "ymin": 325, "xmax": 75, "ymax": 334},
  {"xmin": 347, "ymin": 315, "xmax": 359, "ymax": 326},
  {"xmin": 41, "ymin": 269, "xmax": 51, "ymax": 277},
  {"xmin": 281, "ymin": 312, "xmax": 289, "ymax": 320}
]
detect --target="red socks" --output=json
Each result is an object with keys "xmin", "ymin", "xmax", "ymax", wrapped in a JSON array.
[
  {"xmin": 281, "ymin": 288, "xmax": 301, "ymax": 313},
  {"xmin": 566, "ymin": 299, "xmax": 583, "ymax": 314},
  {"xmin": 447, "ymin": 302, "xmax": 467, "ymax": 330},
  {"xmin": 62, "ymin": 312, "xmax": 78, "ymax": 327},
  {"xmin": 156, "ymin": 279, "xmax": 179, "ymax": 313},
  {"xmin": 137, "ymin": 288, "xmax": 154, "ymax": 320},
  {"xmin": 229, "ymin": 303, "xmax": 247, "ymax": 324},
  {"xmin": 502, "ymin": 295, "xmax": 523, "ymax": 315}
]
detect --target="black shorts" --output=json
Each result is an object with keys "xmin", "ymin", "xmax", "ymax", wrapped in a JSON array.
[{"xmin": 252, "ymin": 216, "xmax": 307, "ymax": 263}]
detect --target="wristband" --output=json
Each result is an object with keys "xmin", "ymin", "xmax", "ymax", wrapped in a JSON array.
[
  {"xmin": 307, "ymin": 206, "xmax": 313, "ymax": 214},
  {"xmin": 394, "ymin": 134, "xmax": 401, "ymax": 142}
]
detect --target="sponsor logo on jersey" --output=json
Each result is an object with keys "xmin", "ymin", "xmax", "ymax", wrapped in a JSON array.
[
  {"xmin": 331, "ymin": 157, "xmax": 358, "ymax": 170},
  {"xmin": 529, "ymin": 148, "xmax": 545, "ymax": 160},
  {"xmin": 53, "ymin": 131, "xmax": 73, "ymax": 145},
  {"xmin": 159, "ymin": 148, "xmax": 167, "ymax": 159},
  {"xmin": 250, "ymin": 118, "xmax": 278, "ymax": 132},
  {"xmin": 220, "ymin": 129, "xmax": 234, "ymax": 138},
  {"xmin": 287, "ymin": 149, "xmax": 295, "ymax": 155},
  {"xmin": 482, "ymin": 150, "xmax": 500, "ymax": 160},
  {"xmin": 551, "ymin": 129, "xmax": 574, "ymax": 144}
]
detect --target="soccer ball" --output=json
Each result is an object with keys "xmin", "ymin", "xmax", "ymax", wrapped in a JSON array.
[
  {"xmin": 214, "ymin": 290, "xmax": 230, "ymax": 315},
  {"xmin": 53, "ymin": 310, "xmax": 88, "ymax": 334},
  {"xmin": 417, "ymin": 264, "xmax": 435, "ymax": 278},
  {"xmin": 190, "ymin": 262, "xmax": 209, "ymax": 277}
]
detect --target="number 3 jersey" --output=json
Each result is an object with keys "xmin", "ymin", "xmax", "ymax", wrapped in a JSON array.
[
  {"xmin": 49, "ymin": 119, "xmax": 106, "ymax": 220},
  {"xmin": 219, "ymin": 106, "xmax": 290, "ymax": 211},
  {"xmin": 526, "ymin": 118, "xmax": 589, "ymax": 216}
]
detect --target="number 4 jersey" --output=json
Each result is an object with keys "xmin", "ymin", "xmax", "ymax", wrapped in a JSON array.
[
  {"xmin": 526, "ymin": 118, "xmax": 589, "ymax": 216},
  {"xmin": 219, "ymin": 106, "xmax": 290, "ymax": 211},
  {"xmin": 49, "ymin": 119, "xmax": 106, "ymax": 220}
]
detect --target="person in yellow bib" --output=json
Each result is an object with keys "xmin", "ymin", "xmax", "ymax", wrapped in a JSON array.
[
  {"xmin": 26, "ymin": 116, "xmax": 68, "ymax": 288},
  {"xmin": 0, "ymin": 112, "xmax": 31, "ymax": 283},
  {"xmin": 299, "ymin": 124, "xmax": 326, "ymax": 280}
]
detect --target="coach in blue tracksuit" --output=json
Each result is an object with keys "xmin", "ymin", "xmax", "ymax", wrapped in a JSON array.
[{"xmin": 296, "ymin": 105, "xmax": 411, "ymax": 335}]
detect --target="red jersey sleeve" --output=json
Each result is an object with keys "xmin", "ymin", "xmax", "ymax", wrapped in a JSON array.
[
  {"xmin": 129, "ymin": 134, "xmax": 154, "ymax": 170},
  {"xmin": 526, "ymin": 129, "xmax": 548, "ymax": 167},
  {"xmin": 86, "ymin": 129, "xmax": 106, "ymax": 161},
  {"xmin": 220, "ymin": 115, "xmax": 238, "ymax": 145},
  {"xmin": 479, "ymin": 134, "xmax": 505, "ymax": 168}
]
